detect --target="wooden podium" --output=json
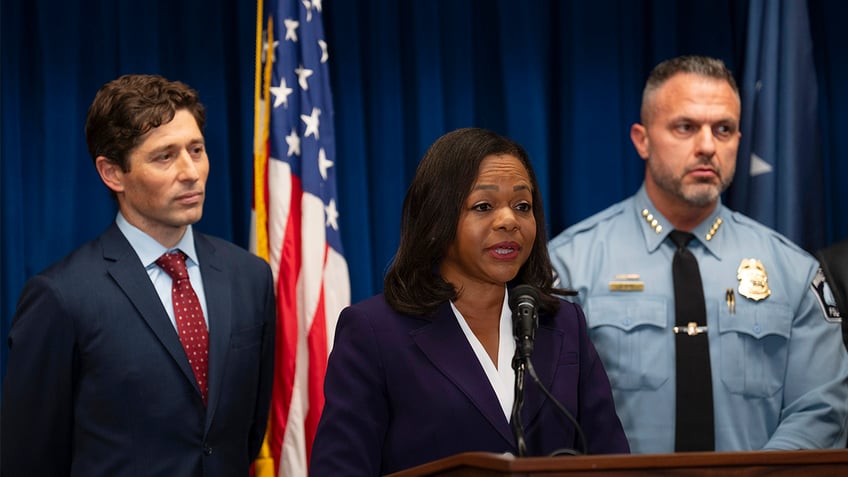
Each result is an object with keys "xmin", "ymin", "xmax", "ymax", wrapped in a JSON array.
[{"xmin": 385, "ymin": 449, "xmax": 848, "ymax": 476}]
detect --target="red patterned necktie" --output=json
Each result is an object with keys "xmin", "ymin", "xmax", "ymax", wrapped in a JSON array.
[{"xmin": 156, "ymin": 251, "xmax": 209, "ymax": 405}]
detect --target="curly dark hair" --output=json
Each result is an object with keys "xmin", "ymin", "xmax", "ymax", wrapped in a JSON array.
[
  {"xmin": 383, "ymin": 127, "xmax": 561, "ymax": 316},
  {"xmin": 85, "ymin": 74, "xmax": 206, "ymax": 172}
]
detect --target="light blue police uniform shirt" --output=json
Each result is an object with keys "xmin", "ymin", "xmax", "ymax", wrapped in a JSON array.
[{"xmin": 548, "ymin": 185, "xmax": 848, "ymax": 453}]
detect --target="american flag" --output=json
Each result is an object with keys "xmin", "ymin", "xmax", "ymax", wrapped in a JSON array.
[{"xmin": 251, "ymin": 0, "xmax": 350, "ymax": 475}]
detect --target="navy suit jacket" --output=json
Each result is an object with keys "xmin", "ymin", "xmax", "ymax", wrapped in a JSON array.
[
  {"xmin": 310, "ymin": 294, "xmax": 629, "ymax": 476},
  {"xmin": 817, "ymin": 239, "xmax": 848, "ymax": 349},
  {"xmin": 1, "ymin": 224, "xmax": 276, "ymax": 477}
]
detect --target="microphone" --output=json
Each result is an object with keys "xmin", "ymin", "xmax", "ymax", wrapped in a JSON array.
[
  {"xmin": 509, "ymin": 284, "xmax": 540, "ymax": 457},
  {"xmin": 509, "ymin": 284, "xmax": 540, "ymax": 360},
  {"xmin": 508, "ymin": 284, "xmax": 589, "ymax": 457}
]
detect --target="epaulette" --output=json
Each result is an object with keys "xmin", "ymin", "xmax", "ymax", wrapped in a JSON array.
[
  {"xmin": 555, "ymin": 201, "xmax": 628, "ymax": 241},
  {"xmin": 727, "ymin": 210, "xmax": 811, "ymax": 258}
]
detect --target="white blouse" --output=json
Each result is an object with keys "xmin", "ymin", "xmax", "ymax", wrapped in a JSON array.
[{"xmin": 450, "ymin": 288, "xmax": 516, "ymax": 421}]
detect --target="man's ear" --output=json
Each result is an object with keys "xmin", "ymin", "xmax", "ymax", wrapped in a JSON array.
[
  {"xmin": 95, "ymin": 156, "xmax": 124, "ymax": 193},
  {"xmin": 630, "ymin": 123, "xmax": 650, "ymax": 160}
]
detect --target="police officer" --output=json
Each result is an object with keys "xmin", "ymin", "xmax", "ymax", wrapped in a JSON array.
[{"xmin": 548, "ymin": 55, "xmax": 848, "ymax": 453}]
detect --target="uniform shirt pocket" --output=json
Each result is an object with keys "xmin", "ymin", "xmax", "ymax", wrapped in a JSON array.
[
  {"xmin": 717, "ymin": 301, "xmax": 791, "ymax": 397},
  {"xmin": 586, "ymin": 295, "xmax": 670, "ymax": 391}
]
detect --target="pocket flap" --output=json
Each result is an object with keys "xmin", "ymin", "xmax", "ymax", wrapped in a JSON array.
[
  {"xmin": 586, "ymin": 295, "xmax": 667, "ymax": 332},
  {"xmin": 718, "ymin": 302, "xmax": 792, "ymax": 339}
]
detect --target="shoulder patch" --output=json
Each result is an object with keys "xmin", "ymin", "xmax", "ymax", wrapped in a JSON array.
[{"xmin": 811, "ymin": 267, "xmax": 842, "ymax": 323}]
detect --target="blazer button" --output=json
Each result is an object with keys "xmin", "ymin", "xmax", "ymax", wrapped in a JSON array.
[{"xmin": 203, "ymin": 444, "xmax": 213, "ymax": 456}]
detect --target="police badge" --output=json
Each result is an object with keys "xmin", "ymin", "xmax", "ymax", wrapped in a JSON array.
[{"xmin": 737, "ymin": 258, "xmax": 771, "ymax": 301}]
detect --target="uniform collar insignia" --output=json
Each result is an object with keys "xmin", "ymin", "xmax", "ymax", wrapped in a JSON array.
[
  {"xmin": 633, "ymin": 186, "xmax": 724, "ymax": 254},
  {"xmin": 639, "ymin": 209, "xmax": 724, "ymax": 242},
  {"xmin": 640, "ymin": 208, "xmax": 664, "ymax": 235},
  {"xmin": 704, "ymin": 216, "xmax": 723, "ymax": 241}
]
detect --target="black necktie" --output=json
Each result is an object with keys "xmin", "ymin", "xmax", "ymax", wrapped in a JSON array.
[{"xmin": 669, "ymin": 230, "xmax": 714, "ymax": 451}]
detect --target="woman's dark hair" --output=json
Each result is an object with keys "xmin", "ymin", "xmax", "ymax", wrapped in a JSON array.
[{"xmin": 383, "ymin": 127, "xmax": 560, "ymax": 316}]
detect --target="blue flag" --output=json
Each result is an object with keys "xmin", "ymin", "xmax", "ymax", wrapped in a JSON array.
[{"xmin": 727, "ymin": 0, "xmax": 825, "ymax": 252}]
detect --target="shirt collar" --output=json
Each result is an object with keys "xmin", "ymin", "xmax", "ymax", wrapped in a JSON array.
[
  {"xmin": 633, "ymin": 184, "xmax": 726, "ymax": 258},
  {"xmin": 115, "ymin": 212, "xmax": 199, "ymax": 268}
]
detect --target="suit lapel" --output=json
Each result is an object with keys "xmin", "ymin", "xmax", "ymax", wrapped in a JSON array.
[
  {"xmin": 411, "ymin": 303, "xmax": 515, "ymax": 446},
  {"xmin": 520, "ymin": 318, "xmax": 562, "ymax": 426},
  {"xmin": 195, "ymin": 234, "xmax": 232, "ymax": 428},
  {"xmin": 100, "ymin": 225, "xmax": 200, "ymax": 396}
]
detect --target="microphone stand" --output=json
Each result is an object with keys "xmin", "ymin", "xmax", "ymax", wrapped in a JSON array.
[
  {"xmin": 510, "ymin": 285, "xmax": 537, "ymax": 458},
  {"xmin": 511, "ymin": 349, "xmax": 589, "ymax": 457},
  {"xmin": 525, "ymin": 358, "xmax": 588, "ymax": 456},
  {"xmin": 509, "ymin": 285, "xmax": 589, "ymax": 457},
  {"xmin": 510, "ymin": 354, "xmax": 528, "ymax": 457}
]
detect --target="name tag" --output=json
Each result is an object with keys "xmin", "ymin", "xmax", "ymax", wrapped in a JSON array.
[{"xmin": 609, "ymin": 281, "xmax": 644, "ymax": 292}]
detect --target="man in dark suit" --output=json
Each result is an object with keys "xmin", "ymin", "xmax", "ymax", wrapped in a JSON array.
[
  {"xmin": 816, "ymin": 238, "xmax": 848, "ymax": 448},
  {"xmin": 817, "ymin": 238, "xmax": 848, "ymax": 350},
  {"xmin": 0, "ymin": 74, "xmax": 276, "ymax": 477}
]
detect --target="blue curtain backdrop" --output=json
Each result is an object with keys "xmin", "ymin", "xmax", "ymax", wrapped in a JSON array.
[
  {"xmin": 730, "ymin": 0, "xmax": 826, "ymax": 253},
  {"xmin": 3, "ymin": 0, "xmax": 847, "ymax": 382}
]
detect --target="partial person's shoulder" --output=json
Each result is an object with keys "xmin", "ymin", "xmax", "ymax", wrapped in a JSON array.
[
  {"xmin": 726, "ymin": 210, "xmax": 813, "ymax": 260},
  {"xmin": 34, "ymin": 234, "xmax": 111, "ymax": 283},
  {"xmin": 345, "ymin": 293, "xmax": 394, "ymax": 316},
  {"xmin": 549, "ymin": 297, "xmax": 582, "ymax": 320},
  {"xmin": 549, "ymin": 199, "xmax": 629, "ymax": 248},
  {"xmin": 337, "ymin": 294, "xmax": 415, "ymax": 335},
  {"xmin": 342, "ymin": 294, "xmax": 442, "ymax": 333},
  {"xmin": 818, "ymin": 238, "xmax": 848, "ymax": 258},
  {"xmin": 542, "ymin": 297, "xmax": 586, "ymax": 331},
  {"xmin": 723, "ymin": 210, "xmax": 822, "ymax": 301}
]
